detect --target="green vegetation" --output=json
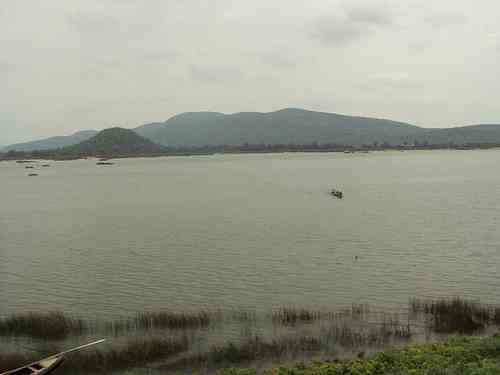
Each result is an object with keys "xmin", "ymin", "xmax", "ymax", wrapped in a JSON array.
[
  {"xmin": 411, "ymin": 298, "xmax": 493, "ymax": 334},
  {"xmin": 57, "ymin": 127, "xmax": 166, "ymax": 158},
  {"xmin": 2, "ymin": 299, "xmax": 500, "ymax": 374},
  {"xmin": 215, "ymin": 336, "xmax": 500, "ymax": 375}
]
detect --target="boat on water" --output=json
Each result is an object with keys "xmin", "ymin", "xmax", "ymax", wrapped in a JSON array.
[
  {"xmin": 28, "ymin": 173, "xmax": 39, "ymax": 177},
  {"xmin": 330, "ymin": 189, "xmax": 343, "ymax": 199},
  {"xmin": 0, "ymin": 339, "xmax": 105, "ymax": 375},
  {"xmin": 1, "ymin": 356, "xmax": 64, "ymax": 375},
  {"xmin": 96, "ymin": 161, "xmax": 114, "ymax": 166}
]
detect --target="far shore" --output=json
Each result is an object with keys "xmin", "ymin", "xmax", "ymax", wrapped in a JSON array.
[{"xmin": 1, "ymin": 143, "xmax": 499, "ymax": 162}]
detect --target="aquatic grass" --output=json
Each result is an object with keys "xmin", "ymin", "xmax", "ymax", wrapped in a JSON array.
[
  {"xmin": 411, "ymin": 298, "xmax": 490, "ymax": 334},
  {"xmin": 0, "ymin": 312, "xmax": 86, "ymax": 340},
  {"xmin": 493, "ymin": 308, "xmax": 500, "ymax": 325},
  {"xmin": 133, "ymin": 310, "xmax": 212, "ymax": 330},
  {"xmin": 324, "ymin": 319, "xmax": 411, "ymax": 349},
  {"xmin": 0, "ymin": 336, "xmax": 189, "ymax": 374},
  {"xmin": 271, "ymin": 307, "xmax": 322, "ymax": 326}
]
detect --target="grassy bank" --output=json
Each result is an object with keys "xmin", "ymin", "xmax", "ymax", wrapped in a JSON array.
[
  {"xmin": 216, "ymin": 335, "xmax": 500, "ymax": 375},
  {"xmin": 2, "ymin": 299, "xmax": 500, "ymax": 374}
]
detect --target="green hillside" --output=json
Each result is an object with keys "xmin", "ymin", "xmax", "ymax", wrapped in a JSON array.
[
  {"xmin": 59, "ymin": 127, "xmax": 165, "ymax": 157},
  {"xmin": 135, "ymin": 108, "xmax": 422, "ymax": 147},
  {"xmin": 4, "ymin": 108, "xmax": 500, "ymax": 152}
]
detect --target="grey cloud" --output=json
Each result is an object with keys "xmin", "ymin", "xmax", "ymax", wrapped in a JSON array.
[
  {"xmin": 359, "ymin": 74, "xmax": 423, "ymax": 91},
  {"xmin": 0, "ymin": 61, "xmax": 12, "ymax": 74},
  {"xmin": 310, "ymin": 3, "xmax": 392, "ymax": 47},
  {"xmin": 261, "ymin": 49, "xmax": 303, "ymax": 69},
  {"xmin": 190, "ymin": 64, "xmax": 244, "ymax": 84},
  {"xmin": 67, "ymin": 12, "xmax": 120, "ymax": 34}
]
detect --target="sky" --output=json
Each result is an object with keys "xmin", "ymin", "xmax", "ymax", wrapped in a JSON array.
[{"xmin": 1, "ymin": 0, "xmax": 499, "ymax": 145}]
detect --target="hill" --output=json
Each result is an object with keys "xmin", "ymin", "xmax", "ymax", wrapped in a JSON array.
[
  {"xmin": 135, "ymin": 108, "xmax": 422, "ymax": 147},
  {"xmin": 4, "ymin": 109, "xmax": 500, "ymax": 152},
  {"xmin": 135, "ymin": 109, "xmax": 500, "ymax": 147},
  {"xmin": 58, "ymin": 127, "xmax": 165, "ymax": 157},
  {"xmin": 2, "ymin": 130, "xmax": 98, "ymax": 152},
  {"xmin": 414, "ymin": 124, "xmax": 500, "ymax": 145}
]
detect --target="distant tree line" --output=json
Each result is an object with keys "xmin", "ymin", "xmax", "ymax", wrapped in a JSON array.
[{"xmin": 1, "ymin": 141, "xmax": 500, "ymax": 161}]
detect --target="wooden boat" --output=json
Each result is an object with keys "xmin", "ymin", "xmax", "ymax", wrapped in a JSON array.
[
  {"xmin": 1, "ymin": 356, "xmax": 64, "ymax": 375},
  {"xmin": 0, "ymin": 340, "xmax": 105, "ymax": 375},
  {"xmin": 330, "ymin": 189, "xmax": 343, "ymax": 199}
]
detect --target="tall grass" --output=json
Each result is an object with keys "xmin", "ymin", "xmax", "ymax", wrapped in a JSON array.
[
  {"xmin": 133, "ymin": 310, "xmax": 211, "ymax": 330},
  {"xmin": 0, "ymin": 336, "xmax": 189, "ymax": 374},
  {"xmin": 0, "ymin": 312, "xmax": 86, "ymax": 340},
  {"xmin": 410, "ymin": 298, "xmax": 490, "ymax": 334},
  {"xmin": 0, "ymin": 310, "xmax": 213, "ymax": 340},
  {"xmin": 271, "ymin": 307, "xmax": 321, "ymax": 325}
]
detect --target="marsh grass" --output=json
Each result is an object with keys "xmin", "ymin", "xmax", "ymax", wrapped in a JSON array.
[
  {"xmin": 0, "ymin": 336, "xmax": 189, "ymax": 374},
  {"xmin": 271, "ymin": 307, "xmax": 322, "ymax": 326},
  {"xmin": 493, "ymin": 308, "xmax": 500, "ymax": 325},
  {"xmin": 411, "ymin": 298, "xmax": 490, "ymax": 334},
  {"xmin": 0, "ymin": 312, "xmax": 86, "ymax": 340},
  {"xmin": 0, "ymin": 310, "xmax": 214, "ymax": 340},
  {"xmin": 133, "ymin": 310, "xmax": 212, "ymax": 330}
]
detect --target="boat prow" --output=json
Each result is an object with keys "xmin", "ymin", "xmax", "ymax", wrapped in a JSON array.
[
  {"xmin": 0, "ymin": 339, "xmax": 105, "ymax": 375},
  {"xmin": 1, "ymin": 356, "xmax": 64, "ymax": 375}
]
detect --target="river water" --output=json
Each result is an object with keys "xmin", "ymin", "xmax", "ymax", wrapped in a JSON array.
[{"xmin": 1, "ymin": 150, "xmax": 499, "ymax": 319}]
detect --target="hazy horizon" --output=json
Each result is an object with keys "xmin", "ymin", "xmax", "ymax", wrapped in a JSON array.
[{"xmin": 2, "ymin": 0, "xmax": 500, "ymax": 144}]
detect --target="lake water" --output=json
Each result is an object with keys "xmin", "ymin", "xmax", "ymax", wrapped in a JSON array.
[{"xmin": 1, "ymin": 150, "xmax": 500, "ymax": 319}]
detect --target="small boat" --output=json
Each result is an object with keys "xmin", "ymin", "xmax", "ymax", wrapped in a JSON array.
[
  {"xmin": 1, "ymin": 356, "xmax": 64, "ymax": 375},
  {"xmin": 96, "ymin": 162, "xmax": 114, "ymax": 166},
  {"xmin": 0, "ymin": 340, "xmax": 105, "ymax": 375},
  {"xmin": 25, "ymin": 166, "xmax": 35, "ymax": 169},
  {"xmin": 330, "ymin": 189, "xmax": 343, "ymax": 199},
  {"xmin": 28, "ymin": 173, "xmax": 39, "ymax": 177},
  {"xmin": 42, "ymin": 164, "xmax": 50, "ymax": 167}
]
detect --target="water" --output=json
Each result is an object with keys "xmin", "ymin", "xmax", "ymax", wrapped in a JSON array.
[{"xmin": 1, "ymin": 150, "xmax": 500, "ymax": 319}]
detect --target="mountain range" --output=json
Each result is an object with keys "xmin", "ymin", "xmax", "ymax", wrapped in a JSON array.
[{"xmin": 3, "ymin": 108, "xmax": 500, "ymax": 152}]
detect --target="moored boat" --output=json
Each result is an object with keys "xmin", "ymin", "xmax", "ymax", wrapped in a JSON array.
[
  {"xmin": 0, "ymin": 356, "xmax": 64, "ymax": 375},
  {"xmin": 0, "ymin": 339, "xmax": 105, "ymax": 375}
]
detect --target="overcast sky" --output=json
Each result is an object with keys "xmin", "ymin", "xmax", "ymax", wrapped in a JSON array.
[{"xmin": 1, "ymin": 0, "xmax": 499, "ymax": 144}]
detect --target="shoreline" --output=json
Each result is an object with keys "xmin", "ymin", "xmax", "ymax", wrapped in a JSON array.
[{"xmin": 1, "ymin": 144, "xmax": 500, "ymax": 162}]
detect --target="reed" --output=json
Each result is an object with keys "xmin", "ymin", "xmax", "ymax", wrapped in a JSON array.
[
  {"xmin": 411, "ymin": 298, "xmax": 489, "ymax": 334},
  {"xmin": 0, "ymin": 312, "xmax": 86, "ymax": 340},
  {"xmin": 493, "ymin": 308, "xmax": 500, "ymax": 325},
  {"xmin": 271, "ymin": 307, "xmax": 321, "ymax": 325},
  {"xmin": 0, "ymin": 336, "xmax": 189, "ymax": 374},
  {"xmin": 133, "ymin": 310, "xmax": 211, "ymax": 330}
]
